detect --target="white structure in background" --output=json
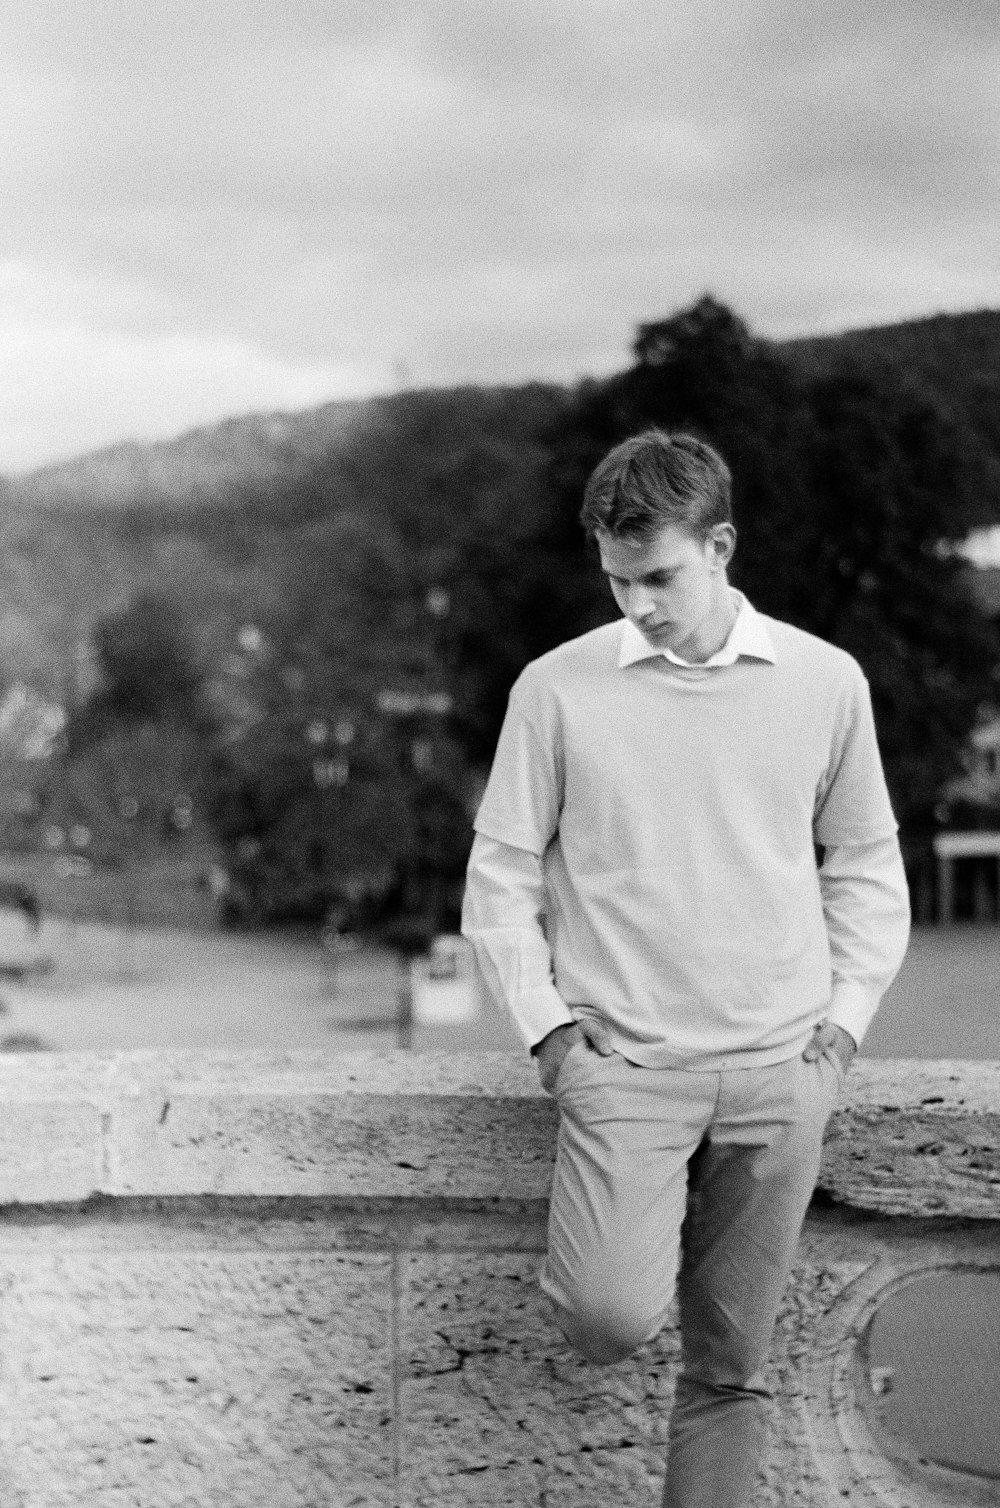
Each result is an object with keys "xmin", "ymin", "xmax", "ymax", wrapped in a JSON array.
[
  {"xmin": 936, "ymin": 713, "xmax": 1000, "ymax": 923},
  {"xmin": 956, "ymin": 525, "xmax": 1000, "ymax": 568},
  {"xmin": 933, "ymin": 830, "xmax": 1000, "ymax": 923},
  {"xmin": 0, "ymin": 683, "xmax": 66, "ymax": 760},
  {"xmin": 410, "ymin": 934, "xmax": 480, "ymax": 1024},
  {"xmin": 931, "ymin": 542, "xmax": 1000, "ymax": 920}
]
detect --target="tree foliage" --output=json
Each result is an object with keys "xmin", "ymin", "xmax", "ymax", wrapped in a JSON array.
[
  {"xmin": 66, "ymin": 592, "xmax": 209, "ymax": 750},
  {"xmin": 542, "ymin": 295, "xmax": 999, "ymax": 838},
  {"xmin": 33, "ymin": 304, "xmax": 1000, "ymax": 924},
  {"xmin": 49, "ymin": 593, "xmax": 215, "ymax": 870}
]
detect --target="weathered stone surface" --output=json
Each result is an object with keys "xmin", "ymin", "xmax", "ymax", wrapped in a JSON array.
[
  {"xmin": 400, "ymin": 1251, "xmax": 677, "ymax": 1506},
  {"xmin": 396, "ymin": 1216, "xmax": 1000, "ymax": 1508},
  {"xmin": 0, "ymin": 1247, "xmax": 394, "ymax": 1508},
  {"xmin": 112, "ymin": 1089, "xmax": 557, "ymax": 1199},
  {"xmin": 0, "ymin": 1055, "xmax": 107, "ymax": 1202},
  {"xmin": 820, "ymin": 1060, "xmax": 1000, "ymax": 1216},
  {"xmin": 0, "ymin": 1199, "xmax": 991, "ymax": 1507},
  {"xmin": 97, "ymin": 1051, "xmax": 555, "ymax": 1199}
]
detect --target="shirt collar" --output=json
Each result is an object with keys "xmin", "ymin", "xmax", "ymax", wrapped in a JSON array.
[{"xmin": 617, "ymin": 590, "xmax": 777, "ymax": 670}]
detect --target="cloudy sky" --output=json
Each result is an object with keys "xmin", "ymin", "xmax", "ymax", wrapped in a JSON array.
[{"xmin": 2, "ymin": 0, "xmax": 997, "ymax": 473}]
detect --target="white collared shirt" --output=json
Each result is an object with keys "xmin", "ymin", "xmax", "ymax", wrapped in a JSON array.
[{"xmin": 617, "ymin": 590, "xmax": 776, "ymax": 670}]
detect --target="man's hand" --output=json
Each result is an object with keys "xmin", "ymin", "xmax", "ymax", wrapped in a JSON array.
[
  {"xmin": 533, "ymin": 1018, "xmax": 615, "ymax": 1093},
  {"xmin": 803, "ymin": 1020, "xmax": 857, "ymax": 1075}
]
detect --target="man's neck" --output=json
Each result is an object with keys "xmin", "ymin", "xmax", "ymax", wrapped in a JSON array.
[{"xmin": 670, "ymin": 586, "xmax": 740, "ymax": 664}]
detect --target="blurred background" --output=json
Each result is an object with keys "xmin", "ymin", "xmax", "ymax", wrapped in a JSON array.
[{"xmin": 1, "ymin": 2, "xmax": 999, "ymax": 1059}]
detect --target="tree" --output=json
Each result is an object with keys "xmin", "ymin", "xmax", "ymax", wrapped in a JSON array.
[
  {"xmin": 65, "ymin": 592, "xmax": 209, "ymax": 752},
  {"xmin": 57, "ymin": 723, "xmax": 205, "ymax": 861},
  {"xmin": 48, "ymin": 593, "xmax": 217, "ymax": 890},
  {"xmin": 542, "ymin": 296, "xmax": 999, "ymax": 838},
  {"xmin": 790, "ymin": 361, "xmax": 997, "ymax": 835},
  {"xmin": 202, "ymin": 638, "xmax": 419, "ymax": 925},
  {"xmin": 200, "ymin": 398, "xmax": 581, "ymax": 926}
]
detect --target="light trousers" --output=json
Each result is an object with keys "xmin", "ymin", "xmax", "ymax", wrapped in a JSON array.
[{"xmin": 540, "ymin": 1039, "xmax": 843, "ymax": 1508}]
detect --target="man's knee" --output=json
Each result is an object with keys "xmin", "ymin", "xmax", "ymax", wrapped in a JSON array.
[{"xmin": 550, "ymin": 1292, "xmax": 663, "ymax": 1366}]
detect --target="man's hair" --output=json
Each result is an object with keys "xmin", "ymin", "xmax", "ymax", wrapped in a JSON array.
[{"xmin": 579, "ymin": 429, "xmax": 733, "ymax": 542}]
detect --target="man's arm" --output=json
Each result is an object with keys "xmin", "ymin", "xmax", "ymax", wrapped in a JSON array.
[
  {"xmin": 809, "ymin": 835, "xmax": 911, "ymax": 1066},
  {"xmin": 461, "ymin": 831, "xmax": 575, "ymax": 1051},
  {"xmin": 464, "ymin": 675, "xmax": 618, "ymax": 1083},
  {"xmin": 462, "ymin": 833, "xmax": 618, "ymax": 1086}
]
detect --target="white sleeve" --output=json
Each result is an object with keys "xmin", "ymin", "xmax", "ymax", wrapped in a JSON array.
[
  {"xmin": 820, "ymin": 834, "xmax": 911, "ymax": 1047},
  {"xmin": 461, "ymin": 831, "xmax": 574, "ymax": 1053}
]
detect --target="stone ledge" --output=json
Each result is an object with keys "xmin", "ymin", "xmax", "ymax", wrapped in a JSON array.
[
  {"xmin": 822, "ymin": 1059, "xmax": 1000, "ymax": 1217},
  {"xmin": 0, "ymin": 1052, "xmax": 996, "ymax": 1217}
]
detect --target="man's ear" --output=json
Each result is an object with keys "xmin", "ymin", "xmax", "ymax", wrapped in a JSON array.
[{"xmin": 706, "ymin": 523, "xmax": 737, "ymax": 570}]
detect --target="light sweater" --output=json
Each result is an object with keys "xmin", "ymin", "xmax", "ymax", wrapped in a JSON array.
[{"xmin": 462, "ymin": 595, "xmax": 910, "ymax": 1070}]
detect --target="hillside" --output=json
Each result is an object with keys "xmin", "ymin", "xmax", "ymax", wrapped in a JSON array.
[
  {"xmin": 784, "ymin": 308, "xmax": 1000, "ymax": 435},
  {"xmin": 0, "ymin": 382, "xmax": 568, "ymax": 696},
  {"xmin": 0, "ymin": 383, "xmax": 564, "ymax": 519},
  {"xmin": 1, "ymin": 306, "xmax": 999, "ymax": 701},
  {"xmin": 0, "ymin": 399, "xmax": 365, "ymax": 515},
  {"xmin": 783, "ymin": 308, "xmax": 1000, "ymax": 518}
]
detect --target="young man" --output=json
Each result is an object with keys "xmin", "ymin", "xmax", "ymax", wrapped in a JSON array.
[{"xmin": 461, "ymin": 430, "xmax": 909, "ymax": 1508}]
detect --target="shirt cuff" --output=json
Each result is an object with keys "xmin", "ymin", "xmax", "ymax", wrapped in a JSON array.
[
  {"xmin": 826, "ymin": 978, "xmax": 879, "ymax": 1049},
  {"xmin": 515, "ymin": 985, "xmax": 576, "ymax": 1054}
]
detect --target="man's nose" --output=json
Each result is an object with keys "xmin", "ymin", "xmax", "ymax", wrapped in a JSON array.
[{"xmin": 626, "ymin": 585, "xmax": 656, "ymax": 619}]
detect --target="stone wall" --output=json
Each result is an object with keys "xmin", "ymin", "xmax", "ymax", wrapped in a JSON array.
[{"xmin": 0, "ymin": 1051, "xmax": 996, "ymax": 1507}]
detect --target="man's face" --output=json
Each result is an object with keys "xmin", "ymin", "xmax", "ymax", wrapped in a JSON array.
[{"xmin": 597, "ymin": 520, "xmax": 734, "ymax": 661}]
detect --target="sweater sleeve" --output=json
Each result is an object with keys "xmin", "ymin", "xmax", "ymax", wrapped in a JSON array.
[
  {"xmin": 814, "ymin": 664, "xmax": 898, "ymax": 846},
  {"xmin": 470, "ymin": 670, "xmax": 564, "ymax": 856},
  {"xmin": 461, "ymin": 832, "xmax": 574, "ymax": 1052}
]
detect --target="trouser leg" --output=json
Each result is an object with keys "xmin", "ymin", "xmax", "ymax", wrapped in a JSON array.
[
  {"xmin": 540, "ymin": 1043, "xmax": 715, "ymax": 1366},
  {"xmin": 662, "ymin": 1053, "xmax": 841, "ymax": 1508}
]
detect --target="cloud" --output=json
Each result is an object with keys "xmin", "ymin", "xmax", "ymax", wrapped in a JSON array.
[
  {"xmin": 0, "ymin": 264, "xmax": 372, "ymax": 472},
  {"xmin": 1, "ymin": 0, "xmax": 997, "ymax": 468}
]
